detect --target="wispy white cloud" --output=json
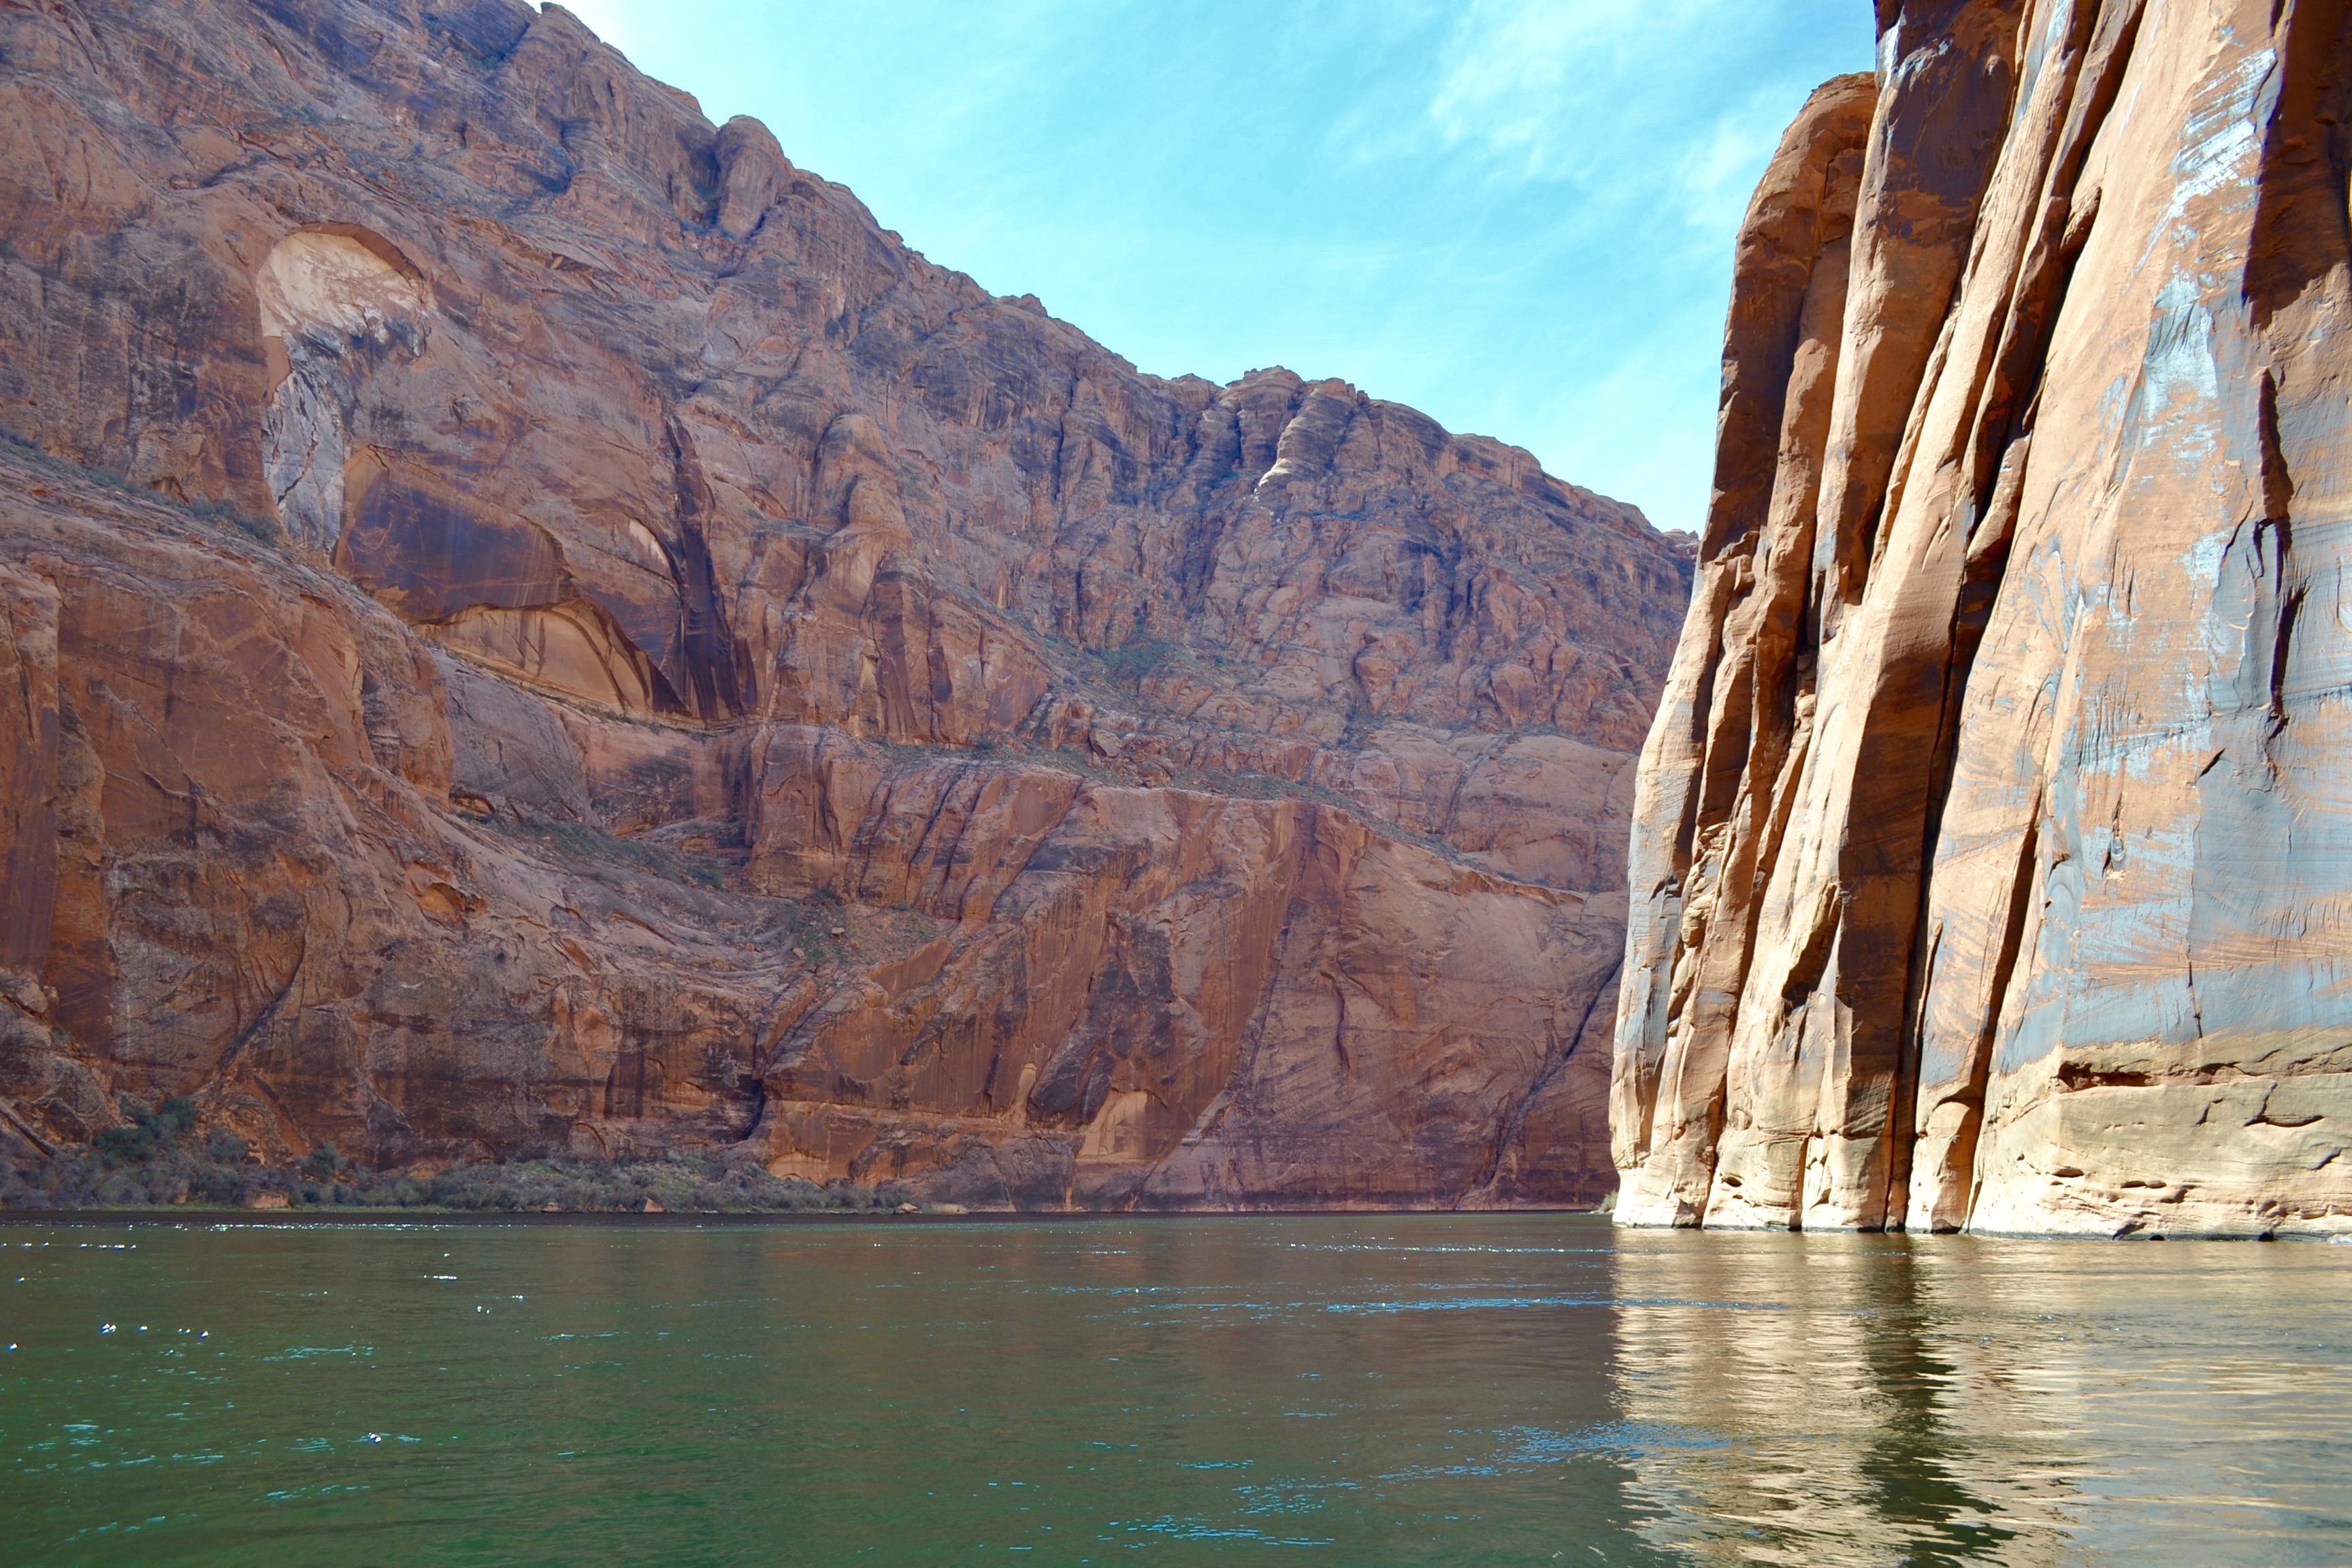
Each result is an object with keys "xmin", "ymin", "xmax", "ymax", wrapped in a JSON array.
[
  {"xmin": 1421, "ymin": 0, "xmax": 1812, "ymax": 231},
  {"xmin": 1427, "ymin": 0, "xmax": 1686, "ymax": 179}
]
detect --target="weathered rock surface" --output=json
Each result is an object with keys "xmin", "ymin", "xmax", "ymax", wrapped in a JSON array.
[
  {"xmin": 1614, "ymin": 0, "xmax": 2352, "ymax": 1237},
  {"xmin": 0, "ymin": 0, "xmax": 1689, "ymax": 1207}
]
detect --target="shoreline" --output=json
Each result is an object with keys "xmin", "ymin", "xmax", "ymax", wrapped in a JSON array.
[{"xmin": 0, "ymin": 1204, "xmax": 1610, "ymax": 1226}]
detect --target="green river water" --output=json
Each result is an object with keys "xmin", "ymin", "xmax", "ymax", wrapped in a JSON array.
[{"xmin": 1, "ymin": 1213, "xmax": 2346, "ymax": 1565}]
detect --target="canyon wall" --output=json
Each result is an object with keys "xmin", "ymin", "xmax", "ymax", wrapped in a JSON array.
[
  {"xmin": 0, "ymin": 0, "xmax": 1690, "ymax": 1207},
  {"xmin": 1613, "ymin": 0, "xmax": 2352, "ymax": 1237}
]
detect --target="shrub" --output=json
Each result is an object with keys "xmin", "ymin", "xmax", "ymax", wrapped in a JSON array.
[
  {"xmin": 188, "ymin": 1162, "xmax": 244, "ymax": 1205},
  {"xmin": 91, "ymin": 1122, "xmax": 158, "ymax": 1167},
  {"xmin": 1, "ymin": 1139, "xmax": 919, "ymax": 1214},
  {"xmin": 91, "ymin": 1096, "xmax": 203, "ymax": 1167}
]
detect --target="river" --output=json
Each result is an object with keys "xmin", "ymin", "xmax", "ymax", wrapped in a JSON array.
[{"xmin": 2, "ymin": 1214, "xmax": 2345, "ymax": 1565}]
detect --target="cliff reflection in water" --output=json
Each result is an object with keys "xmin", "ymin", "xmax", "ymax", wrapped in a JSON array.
[{"xmin": 1608, "ymin": 1231, "xmax": 2352, "ymax": 1565}]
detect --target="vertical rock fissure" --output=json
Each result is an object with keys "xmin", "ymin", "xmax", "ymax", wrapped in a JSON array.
[
  {"xmin": 664, "ymin": 414, "xmax": 749, "ymax": 721},
  {"xmin": 1819, "ymin": 0, "xmax": 2029, "ymax": 624},
  {"xmin": 1951, "ymin": 806, "xmax": 2041, "ymax": 1230},
  {"xmin": 1884, "ymin": 0, "xmax": 2143, "ymax": 1225}
]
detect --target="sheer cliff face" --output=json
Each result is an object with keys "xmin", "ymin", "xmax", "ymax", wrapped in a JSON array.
[
  {"xmin": 1614, "ymin": 0, "xmax": 2352, "ymax": 1238},
  {"xmin": 0, "ymin": 1, "xmax": 1690, "ymax": 1207}
]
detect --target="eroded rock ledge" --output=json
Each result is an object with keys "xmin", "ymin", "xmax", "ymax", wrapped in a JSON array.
[
  {"xmin": 1612, "ymin": 0, "xmax": 2352, "ymax": 1238},
  {"xmin": 0, "ymin": 1, "xmax": 1690, "ymax": 1209}
]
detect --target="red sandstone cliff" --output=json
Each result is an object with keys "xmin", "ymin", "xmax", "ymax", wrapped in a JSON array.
[
  {"xmin": 0, "ymin": 0, "xmax": 1689, "ymax": 1208},
  {"xmin": 1614, "ymin": 0, "xmax": 2352, "ymax": 1237}
]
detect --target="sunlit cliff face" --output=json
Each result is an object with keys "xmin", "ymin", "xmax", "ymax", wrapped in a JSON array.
[
  {"xmin": 0, "ymin": 0, "xmax": 1690, "ymax": 1206},
  {"xmin": 1611, "ymin": 0, "xmax": 2352, "ymax": 1239}
]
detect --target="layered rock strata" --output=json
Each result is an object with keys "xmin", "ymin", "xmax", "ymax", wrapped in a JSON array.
[
  {"xmin": 1614, "ymin": 0, "xmax": 2352, "ymax": 1237},
  {"xmin": 0, "ymin": 0, "xmax": 1690, "ymax": 1207}
]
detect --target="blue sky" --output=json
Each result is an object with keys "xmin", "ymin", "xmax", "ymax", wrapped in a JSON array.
[{"xmin": 558, "ymin": 1, "xmax": 1876, "ymax": 534}]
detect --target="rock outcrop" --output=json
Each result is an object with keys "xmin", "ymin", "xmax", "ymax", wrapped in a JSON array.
[
  {"xmin": 0, "ymin": 0, "xmax": 1689, "ymax": 1207},
  {"xmin": 1613, "ymin": 0, "xmax": 2352, "ymax": 1237}
]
